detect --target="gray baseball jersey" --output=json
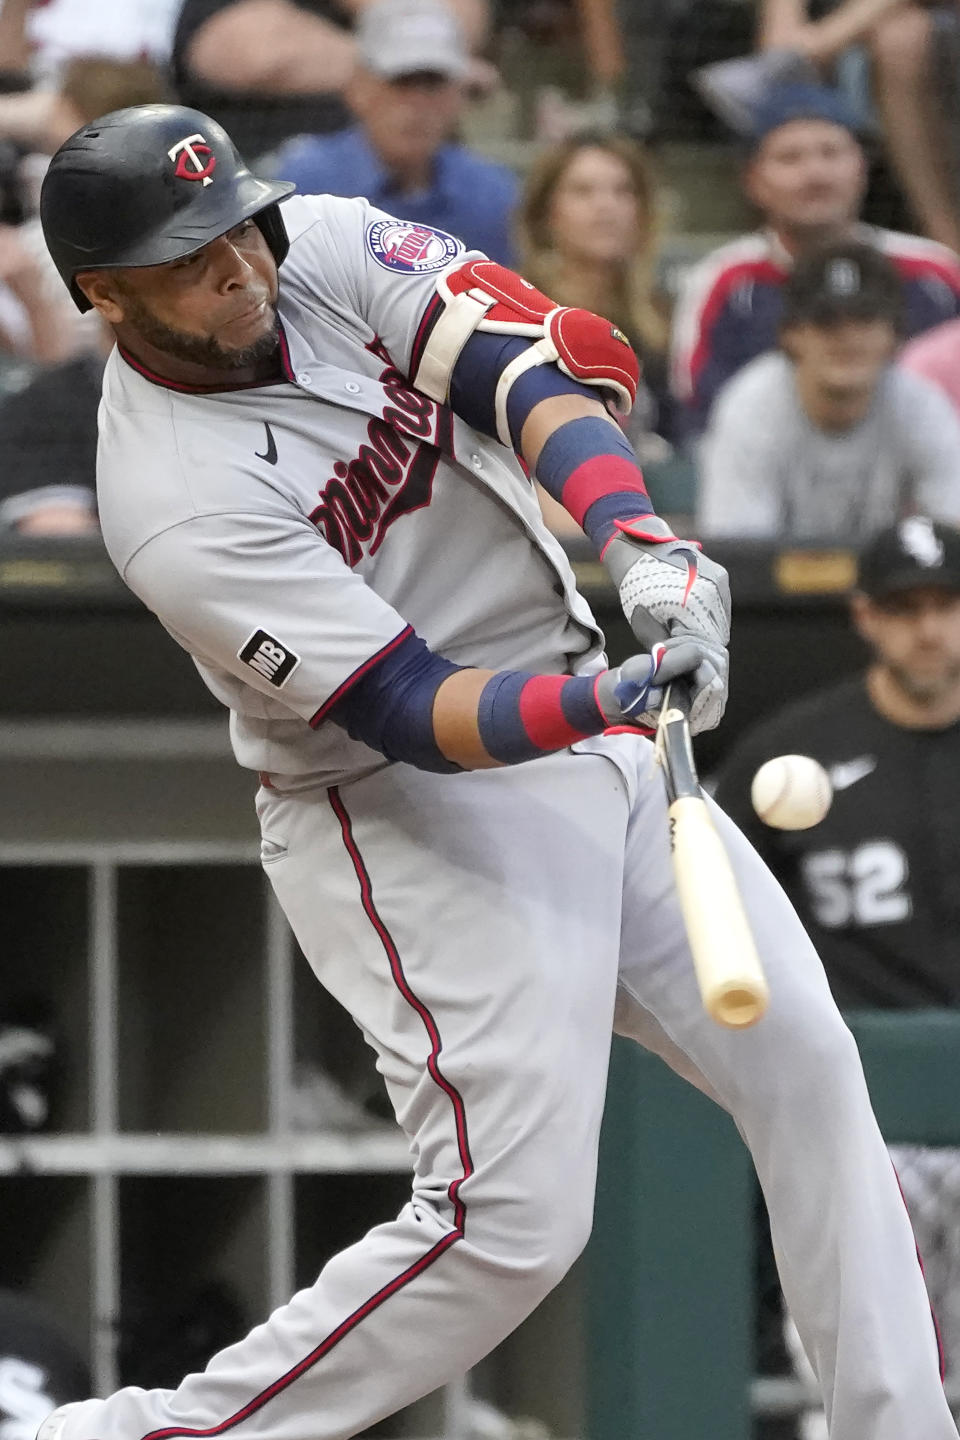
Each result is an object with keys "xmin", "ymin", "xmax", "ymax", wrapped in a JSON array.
[
  {"xmin": 61, "ymin": 191, "xmax": 953, "ymax": 1440},
  {"xmin": 96, "ymin": 194, "xmax": 604, "ymax": 788}
]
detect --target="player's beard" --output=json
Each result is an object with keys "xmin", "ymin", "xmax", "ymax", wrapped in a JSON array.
[
  {"xmin": 885, "ymin": 655, "xmax": 960, "ymax": 707},
  {"xmin": 119, "ymin": 289, "xmax": 281, "ymax": 370}
]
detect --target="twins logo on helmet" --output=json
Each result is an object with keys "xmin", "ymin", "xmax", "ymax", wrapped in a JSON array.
[
  {"xmin": 168, "ymin": 133, "xmax": 217, "ymax": 187},
  {"xmin": 366, "ymin": 220, "xmax": 462, "ymax": 274}
]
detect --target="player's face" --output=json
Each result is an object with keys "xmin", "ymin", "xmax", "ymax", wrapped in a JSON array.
[
  {"xmin": 85, "ymin": 219, "xmax": 279, "ymax": 371},
  {"xmin": 547, "ymin": 147, "xmax": 642, "ymax": 267},
  {"xmin": 783, "ymin": 317, "xmax": 896, "ymax": 396},
  {"xmin": 351, "ymin": 70, "xmax": 463, "ymax": 173},
  {"xmin": 746, "ymin": 120, "xmax": 866, "ymax": 234},
  {"xmin": 854, "ymin": 588, "xmax": 960, "ymax": 703}
]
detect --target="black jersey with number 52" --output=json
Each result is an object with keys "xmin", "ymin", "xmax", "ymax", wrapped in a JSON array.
[{"xmin": 713, "ymin": 676, "xmax": 960, "ymax": 1007}]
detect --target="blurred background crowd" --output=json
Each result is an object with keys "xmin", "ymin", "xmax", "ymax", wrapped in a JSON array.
[
  {"xmin": 6, "ymin": 3, "xmax": 960, "ymax": 1440},
  {"xmin": 10, "ymin": 0, "xmax": 960, "ymax": 539},
  {"xmin": 13, "ymin": 0, "xmax": 960, "ymax": 541}
]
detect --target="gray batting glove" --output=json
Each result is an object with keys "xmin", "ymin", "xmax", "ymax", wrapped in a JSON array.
[
  {"xmin": 602, "ymin": 515, "xmax": 731, "ymax": 653},
  {"xmin": 595, "ymin": 635, "xmax": 728, "ymax": 734}
]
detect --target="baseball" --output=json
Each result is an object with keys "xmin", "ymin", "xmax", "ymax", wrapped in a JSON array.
[{"xmin": 750, "ymin": 754, "xmax": 833, "ymax": 830}]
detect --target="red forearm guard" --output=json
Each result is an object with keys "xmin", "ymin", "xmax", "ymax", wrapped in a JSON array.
[{"xmin": 413, "ymin": 259, "xmax": 640, "ymax": 445}]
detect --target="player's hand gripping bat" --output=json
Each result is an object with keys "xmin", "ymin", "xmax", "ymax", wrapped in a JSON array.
[{"xmin": 655, "ymin": 682, "xmax": 769, "ymax": 1028}]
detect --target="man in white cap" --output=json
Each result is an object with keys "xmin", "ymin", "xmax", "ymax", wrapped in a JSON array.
[
  {"xmin": 266, "ymin": 0, "xmax": 518, "ymax": 263},
  {"xmin": 173, "ymin": 0, "xmax": 490, "ymax": 161}
]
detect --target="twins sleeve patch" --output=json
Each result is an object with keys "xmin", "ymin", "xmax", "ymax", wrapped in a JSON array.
[
  {"xmin": 365, "ymin": 219, "xmax": 463, "ymax": 274},
  {"xmin": 238, "ymin": 629, "xmax": 301, "ymax": 688}
]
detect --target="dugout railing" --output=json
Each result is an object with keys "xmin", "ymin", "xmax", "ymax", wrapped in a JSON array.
[
  {"xmin": 587, "ymin": 1012, "xmax": 960, "ymax": 1439},
  {"xmin": 0, "ymin": 532, "xmax": 870, "ymax": 748}
]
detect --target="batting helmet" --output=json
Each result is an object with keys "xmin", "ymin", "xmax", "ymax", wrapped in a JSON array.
[{"xmin": 40, "ymin": 104, "xmax": 296, "ymax": 313}]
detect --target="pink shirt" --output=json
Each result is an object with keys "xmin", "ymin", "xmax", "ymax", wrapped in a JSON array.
[{"xmin": 900, "ymin": 318, "xmax": 960, "ymax": 417}]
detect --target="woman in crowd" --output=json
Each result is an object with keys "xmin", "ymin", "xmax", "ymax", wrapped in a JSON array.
[{"xmin": 516, "ymin": 130, "xmax": 673, "ymax": 449}]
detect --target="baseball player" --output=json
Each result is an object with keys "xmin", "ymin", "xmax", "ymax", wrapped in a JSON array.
[
  {"xmin": 37, "ymin": 104, "xmax": 954, "ymax": 1440},
  {"xmin": 715, "ymin": 515, "xmax": 960, "ymax": 1405},
  {"xmin": 715, "ymin": 516, "xmax": 960, "ymax": 1012}
]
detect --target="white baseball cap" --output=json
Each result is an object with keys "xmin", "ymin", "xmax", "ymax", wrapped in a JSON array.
[{"xmin": 357, "ymin": 0, "xmax": 469, "ymax": 81}]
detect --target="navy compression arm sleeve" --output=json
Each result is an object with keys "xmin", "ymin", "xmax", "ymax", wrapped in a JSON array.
[
  {"xmin": 450, "ymin": 332, "xmax": 591, "ymax": 445},
  {"xmin": 327, "ymin": 629, "xmax": 464, "ymax": 773},
  {"xmin": 449, "ymin": 331, "xmax": 654, "ymax": 549}
]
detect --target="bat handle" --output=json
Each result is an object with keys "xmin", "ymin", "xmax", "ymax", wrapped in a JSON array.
[
  {"xmin": 662, "ymin": 676, "xmax": 692, "ymax": 720},
  {"xmin": 657, "ymin": 679, "xmax": 698, "ymax": 804}
]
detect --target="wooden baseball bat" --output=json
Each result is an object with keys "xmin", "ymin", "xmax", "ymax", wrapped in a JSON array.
[{"xmin": 655, "ymin": 683, "xmax": 769, "ymax": 1029}]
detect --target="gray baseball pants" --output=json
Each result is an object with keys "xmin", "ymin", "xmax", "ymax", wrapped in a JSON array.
[{"xmin": 54, "ymin": 737, "xmax": 954, "ymax": 1440}]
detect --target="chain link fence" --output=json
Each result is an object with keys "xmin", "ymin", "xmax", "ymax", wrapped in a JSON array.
[{"xmin": 755, "ymin": 1142, "xmax": 960, "ymax": 1438}]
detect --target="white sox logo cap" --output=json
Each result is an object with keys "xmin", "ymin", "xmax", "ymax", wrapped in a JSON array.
[
  {"xmin": 899, "ymin": 515, "xmax": 945, "ymax": 569},
  {"xmin": 858, "ymin": 516, "xmax": 960, "ymax": 600}
]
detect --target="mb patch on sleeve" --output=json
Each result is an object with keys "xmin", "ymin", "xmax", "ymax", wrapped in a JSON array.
[
  {"xmin": 238, "ymin": 629, "xmax": 301, "ymax": 688},
  {"xmin": 365, "ymin": 219, "xmax": 463, "ymax": 274}
]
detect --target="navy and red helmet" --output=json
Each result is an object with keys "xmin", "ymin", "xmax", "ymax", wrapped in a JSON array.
[{"xmin": 41, "ymin": 104, "xmax": 295, "ymax": 312}]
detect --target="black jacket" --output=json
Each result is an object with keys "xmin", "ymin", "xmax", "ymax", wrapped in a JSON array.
[{"xmin": 713, "ymin": 676, "xmax": 960, "ymax": 1008}]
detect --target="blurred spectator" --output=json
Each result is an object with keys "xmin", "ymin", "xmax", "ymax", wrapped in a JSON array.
[
  {"xmin": 0, "ymin": 57, "xmax": 171, "ymax": 195},
  {"xmin": 697, "ymin": 241, "xmax": 960, "ymax": 542},
  {"xmin": 516, "ymin": 131, "xmax": 672, "ymax": 444},
  {"xmin": 23, "ymin": 0, "xmax": 181, "ymax": 79},
  {"xmin": 900, "ymin": 313, "xmax": 960, "ymax": 414},
  {"xmin": 694, "ymin": 0, "xmax": 960, "ymax": 254},
  {"xmin": 671, "ymin": 83, "xmax": 960, "ymax": 436},
  {"xmin": 0, "ymin": 220, "xmax": 65, "ymax": 364},
  {"xmin": 0, "ymin": 55, "xmax": 169, "ymax": 367},
  {"xmin": 0, "ymin": 314, "xmax": 111, "ymax": 535},
  {"xmin": 268, "ymin": 0, "xmax": 518, "ymax": 264},
  {"xmin": 172, "ymin": 0, "xmax": 490, "ymax": 162},
  {"xmin": 713, "ymin": 514, "xmax": 960, "ymax": 1395},
  {"xmin": 493, "ymin": 0, "xmax": 625, "ymax": 142},
  {"xmin": 172, "ymin": 0, "xmax": 354, "ymax": 155},
  {"xmin": 0, "ymin": 0, "xmax": 32, "ymax": 84}
]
